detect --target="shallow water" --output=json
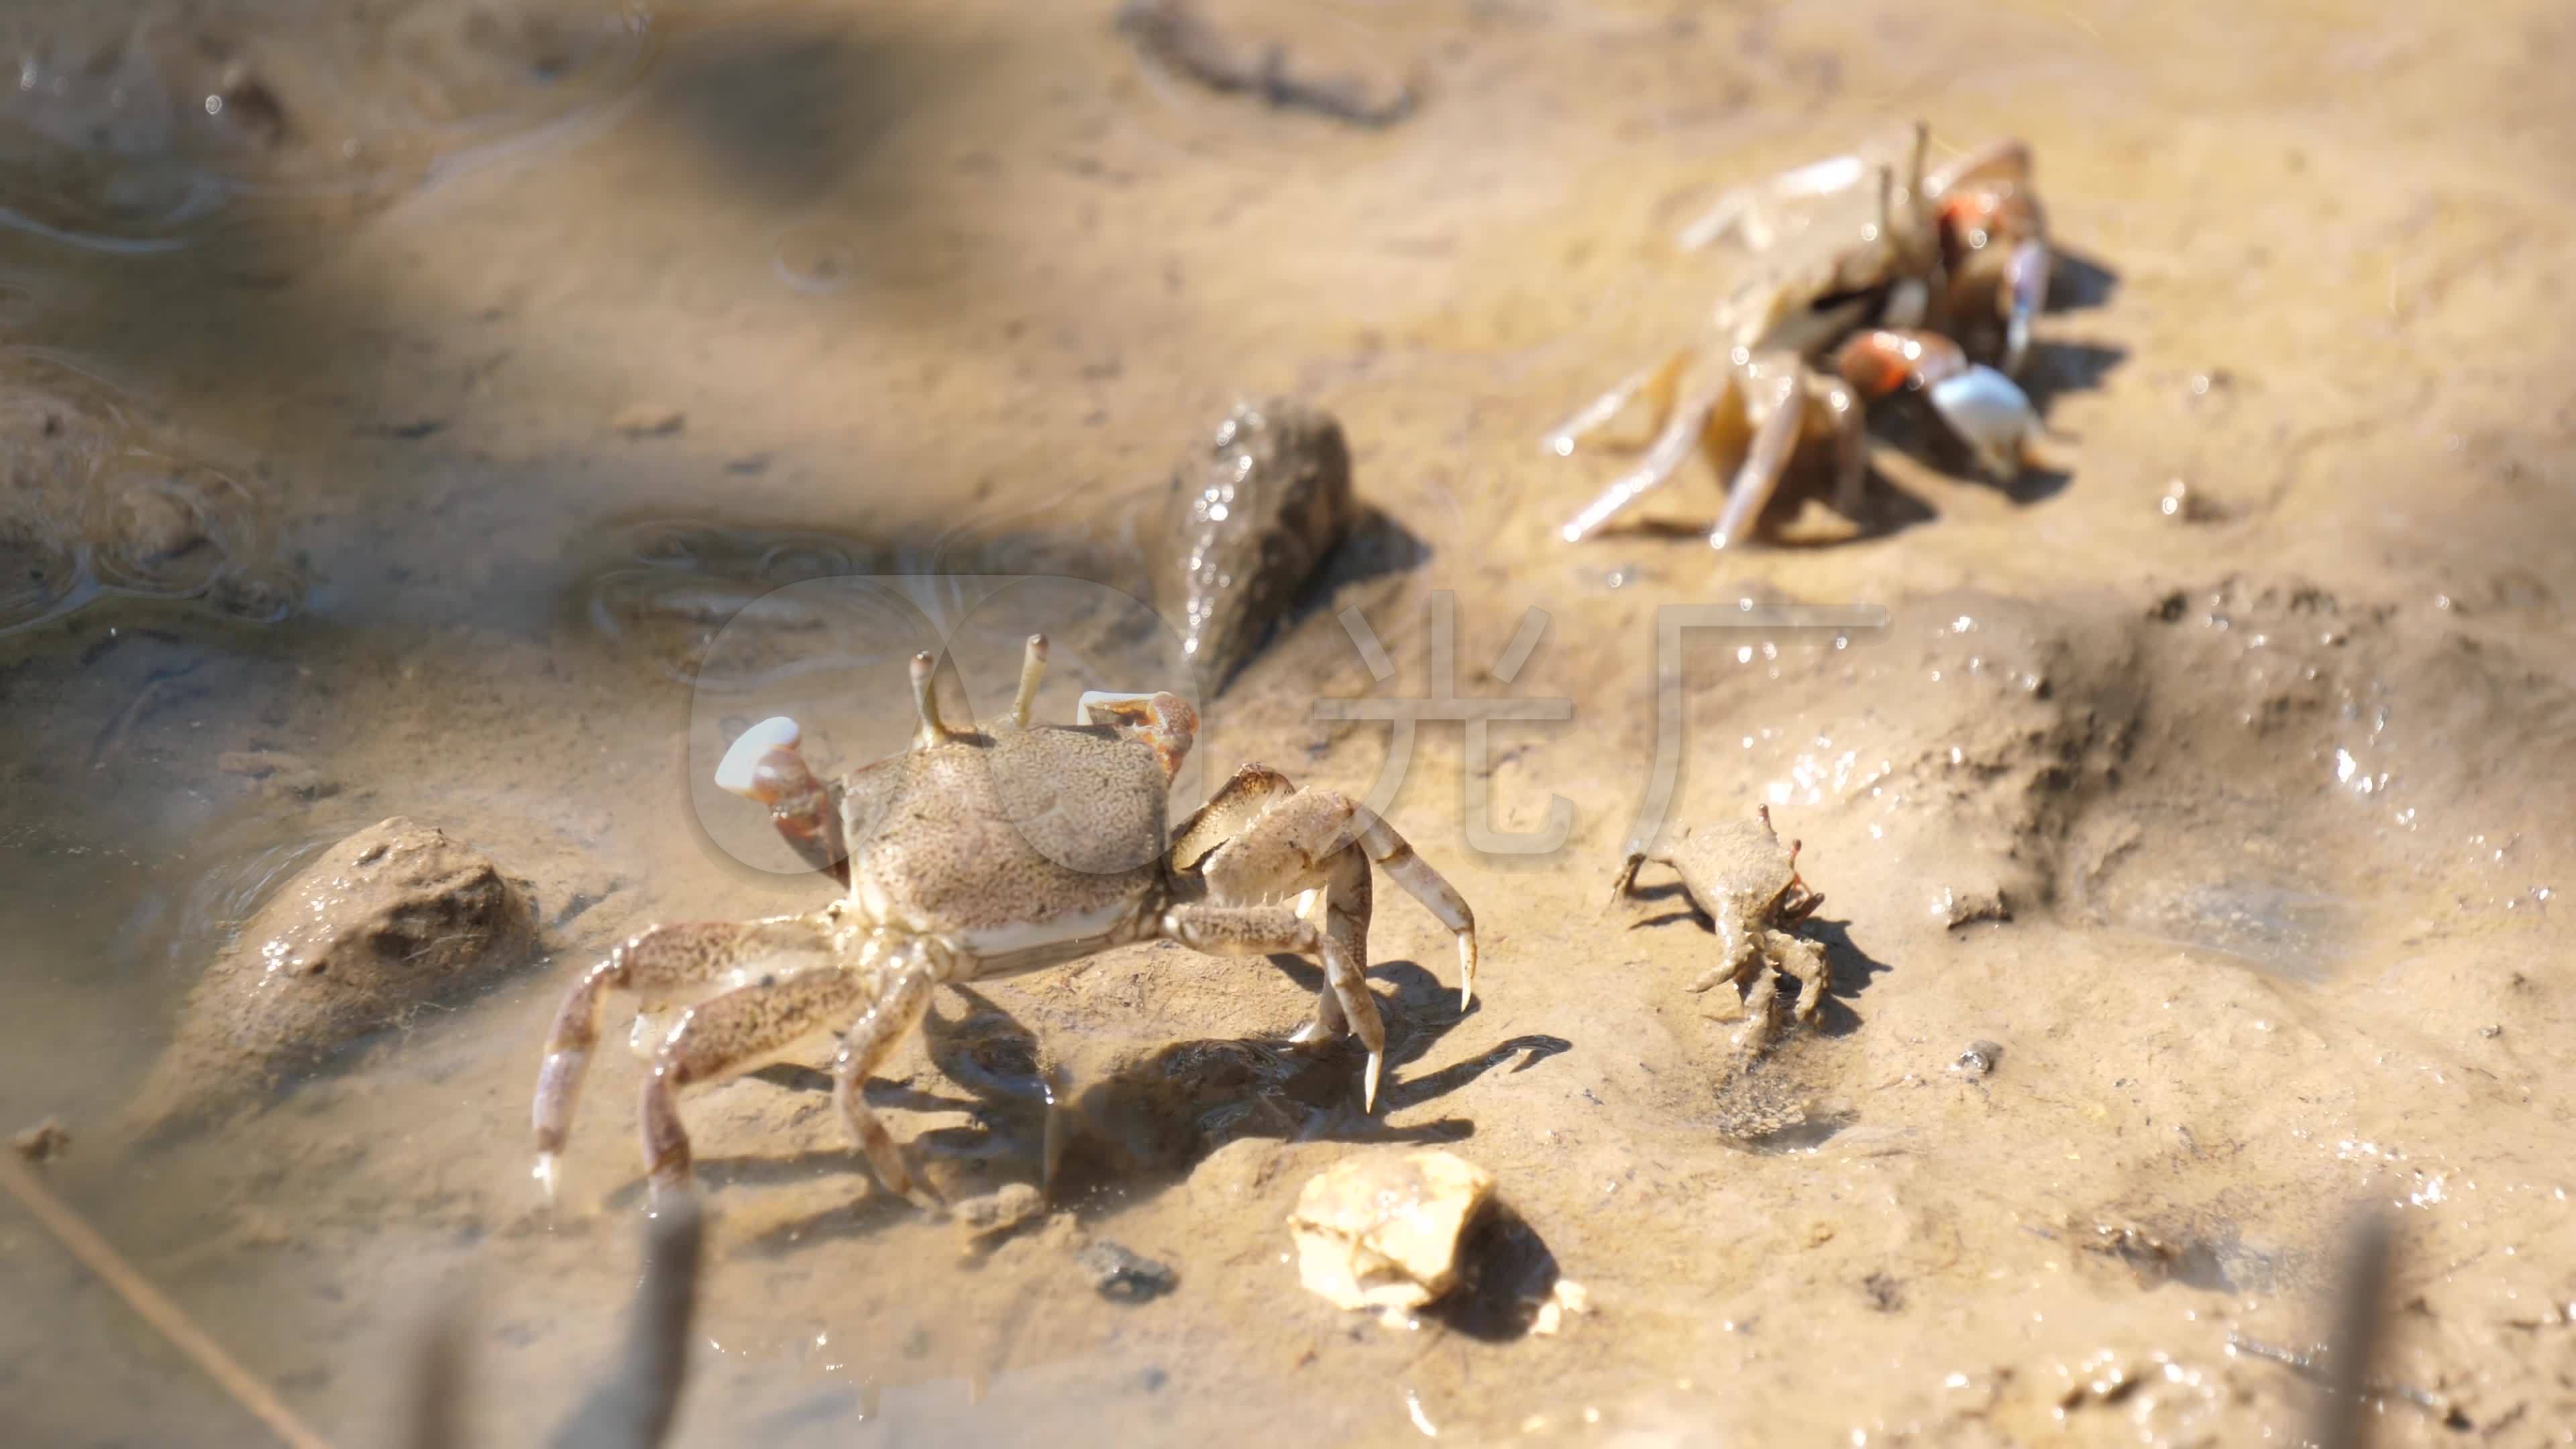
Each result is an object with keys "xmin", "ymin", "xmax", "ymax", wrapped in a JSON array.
[{"xmin": 4, "ymin": 1, "xmax": 2575, "ymax": 1446}]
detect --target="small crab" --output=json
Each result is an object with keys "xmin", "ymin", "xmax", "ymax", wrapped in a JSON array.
[
  {"xmin": 1611, "ymin": 805, "xmax": 1829, "ymax": 1055},
  {"xmin": 1554, "ymin": 123, "xmax": 2048, "ymax": 549},
  {"xmin": 531, "ymin": 635, "xmax": 1478, "ymax": 1210},
  {"xmin": 1680, "ymin": 124, "xmax": 2051, "ymax": 378}
]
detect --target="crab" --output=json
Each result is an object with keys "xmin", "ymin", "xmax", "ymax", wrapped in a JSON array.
[
  {"xmin": 1553, "ymin": 123, "xmax": 2049, "ymax": 550},
  {"xmin": 1611, "ymin": 805, "xmax": 1828, "ymax": 1055},
  {"xmin": 530, "ymin": 635, "xmax": 1479, "ymax": 1210}
]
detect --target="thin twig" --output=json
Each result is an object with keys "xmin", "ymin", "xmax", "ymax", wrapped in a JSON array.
[
  {"xmin": 0, "ymin": 1153, "xmax": 335, "ymax": 1449},
  {"xmin": 2314, "ymin": 1208, "xmax": 2394, "ymax": 1449},
  {"xmin": 548, "ymin": 1191, "xmax": 706, "ymax": 1449}
]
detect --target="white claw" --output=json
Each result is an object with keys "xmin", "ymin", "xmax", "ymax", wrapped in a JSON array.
[
  {"xmin": 1362, "ymin": 1052, "xmax": 1383, "ymax": 1114},
  {"xmin": 533, "ymin": 1152, "xmax": 559, "ymax": 1202},
  {"xmin": 1927, "ymin": 365, "xmax": 2041, "ymax": 479},
  {"xmin": 714, "ymin": 716, "xmax": 801, "ymax": 798}
]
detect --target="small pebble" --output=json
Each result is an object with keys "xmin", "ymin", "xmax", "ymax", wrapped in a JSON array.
[
  {"xmin": 953, "ymin": 1182, "xmax": 1046, "ymax": 1242},
  {"xmin": 1076, "ymin": 1241, "xmax": 1178, "ymax": 1302},
  {"xmin": 611, "ymin": 403, "xmax": 686, "ymax": 438},
  {"xmin": 12, "ymin": 1116, "xmax": 70, "ymax": 1163},
  {"xmin": 1953, "ymin": 1040, "xmax": 2004, "ymax": 1077}
]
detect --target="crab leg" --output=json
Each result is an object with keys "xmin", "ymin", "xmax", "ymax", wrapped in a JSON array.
[
  {"xmin": 1162, "ymin": 902, "xmax": 1387, "ymax": 1111},
  {"xmin": 1707, "ymin": 364, "xmax": 1805, "ymax": 551},
  {"xmin": 639, "ymin": 966, "xmax": 880, "ymax": 1200},
  {"xmin": 1925, "ymin": 136, "xmax": 2033, "ymax": 197},
  {"xmin": 1252, "ymin": 784, "xmax": 1494, "ymax": 1010},
  {"xmin": 1542, "ymin": 350, "xmax": 1683, "ymax": 458},
  {"xmin": 1729, "ymin": 964, "xmax": 1784, "ymax": 1054},
  {"xmin": 1815, "ymin": 374, "xmax": 1869, "ymax": 522},
  {"xmin": 1675, "ymin": 151, "xmax": 1870, "ymax": 252},
  {"xmin": 1348, "ymin": 810, "xmax": 1477, "ymax": 1009},
  {"xmin": 1560, "ymin": 371, "xmax": 1735, "ymax": 543},
  {"xmin": 532, "ymin": 914, "xmax": 840, "ymax": 1200},
  {"xmin": 1764, "ymin": 930, "xmax": 1833, "ymax": 1027},
  {"xmin": 1171, "ymin": 764, "xmax": 1368, "ymax": 1042},
  {"xmin": 1170, "ymin": 761, "xmax": 1299, "ymax": 869},
  {"xmin": 828, "ymin": 945, "xmax": 942, "ymax": 1210},
  {"xmin": 1177, "ymin": 767, "xmax": 1480, "ymax": 1095}
]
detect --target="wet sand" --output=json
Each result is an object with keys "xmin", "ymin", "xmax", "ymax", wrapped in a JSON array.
[{"xmin": 3, "ymin": 1, "xmax": 2575, "ymax": 1444}]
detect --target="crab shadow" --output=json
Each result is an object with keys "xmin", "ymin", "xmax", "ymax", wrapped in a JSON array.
[
  {"xmin": 1428, "ymin": 1200, "xmax": 1567, "ymax": 1343},
  {"xmin": 2047, "ymin": 245, "xmax": 2121, "ymax": 313},
  {"xmin": 690, "ymin": 961, "xmax": 1566, "ymax": 1251},
  {"xmin": 1615, "ymin": 883, "xmax": 1892, "ymax": 1038}
]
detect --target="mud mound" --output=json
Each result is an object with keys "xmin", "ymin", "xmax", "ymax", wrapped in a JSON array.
[{"xmin": 1720, "ymin": 577, "xmax": 2575, "ymax": 974}]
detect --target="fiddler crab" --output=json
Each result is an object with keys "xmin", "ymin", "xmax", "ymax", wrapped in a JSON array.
[
  {"xmin": 1554, "ymin": 122, "xmax": 2052, "ymax": 549},
  {"xmin": 1612, "ymin": 806, "xmax": 1829, "ymax": 1056},
  {"xmin": 531, "ymin": 635, "xmax": 1479, "ymax": 1211}
]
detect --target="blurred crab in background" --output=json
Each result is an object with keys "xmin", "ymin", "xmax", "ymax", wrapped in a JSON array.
[{"xmin": 1553, "ymin": 123, "xmax": 2055, "ymax": 549}]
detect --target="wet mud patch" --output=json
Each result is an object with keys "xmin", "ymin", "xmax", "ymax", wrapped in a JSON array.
[
  {"xmin": 1682, "ymin": 576, "xmax": 2575, "ymax": 979},
  {"xmin": 0, "ymin": 350, "xmax": 304, "ymax": 635},
  {"xmin": 0, "ymin": 0, "xmax": 659, "ymax": 252}
]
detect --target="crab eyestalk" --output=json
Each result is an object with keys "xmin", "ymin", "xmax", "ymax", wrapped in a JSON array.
[
  {"xmin": 1832, "ymin": 327, "xmax": 2041, "ymax": 482},
  {"xmin": 714, "ymin": 716, "xmax": 847, "ymax": 881},
  {"xmin": 909, "ymin": 651, "xmax": 953, "ymax": 745},
  {"xmin": 1009, "ymin": 635, "xmax": 1049, "ymax": 730}
]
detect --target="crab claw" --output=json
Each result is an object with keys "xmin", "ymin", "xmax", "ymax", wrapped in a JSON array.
[
  {"xmin": 1076, "ymin": 689, "xmax": 1154, "ymax": 727},
  {"xmin": 714, "ymin": 716, "xmax": 802, "ymax": 802},
  {"xmin": 1834, "ymin": 328, "xmax": 2041, "ymax": 481},
  {"xmin": 1926, "ymin": 364, "xmax": 2042, "ymax": 482},
  {"xmin": 1079, "ymin": 690, "xmax": 1199, "ymax": 780},
  {"xmin": 716, "ymin": 716, "xmax": 846, "ymax": 877}
]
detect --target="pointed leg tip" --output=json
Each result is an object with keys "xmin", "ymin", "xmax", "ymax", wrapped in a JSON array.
[
  {"xmin": 1362, "ymin": 1056, "xmax": 1383, "ymax": 1114},
  {"xmin": 533, "ymin": 1153, "xmax": 559, "ymax": 1201}
]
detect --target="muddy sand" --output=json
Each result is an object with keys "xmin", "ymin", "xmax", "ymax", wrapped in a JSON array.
[{"xmin": 3, "ymin": 0, "xmax": 2574, "ymax": 1444}]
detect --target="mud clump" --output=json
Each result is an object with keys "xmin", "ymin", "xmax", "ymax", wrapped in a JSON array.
[
  {"xmin": 1057, "ymin": 1034, "xmax": 1364, "ymax": 1180},
  {"xmin": 1289, "ymin": 1148, "xmax": 1495, "ymax": 1317},
  {"xmin": 131, "ymin": 816, "xmax": 537, "ymax": 1131},
  {"xmin": 12, "ymin": 1116, "xmax": 70, "ymax": 1163},
  {"xmin": 1075, "ymin": 1240, "xmax": 1179, "ymax": 1302},
  {"xmin": 1154, "ymin": 396, "xmax": 1358, "ymax": 694},
  {"xmin": 1116, "ymin": 0, "xmax": 1422, "ymax": 128}
]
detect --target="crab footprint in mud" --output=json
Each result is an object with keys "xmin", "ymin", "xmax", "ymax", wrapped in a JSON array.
[
  {"xmin": 0, "ymin": 352, "xmax": 301, "ymax": 635},
  {"xmin": 0, "ymin": 0, "xmax": 659, "ymax": 249}
]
